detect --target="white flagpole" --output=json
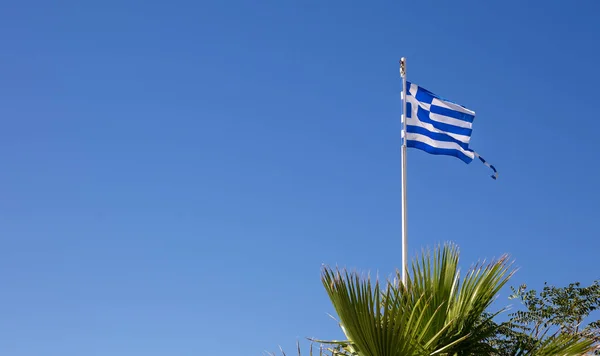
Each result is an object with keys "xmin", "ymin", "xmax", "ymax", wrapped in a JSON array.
[{"xmin": 400, "ymin": 58, "xmax": 408, "ymax": 285}]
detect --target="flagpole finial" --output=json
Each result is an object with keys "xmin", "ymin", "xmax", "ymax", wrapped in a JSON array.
[{"xmin": 400, "ymin": 57, "xmax": 406, "ymax": 77}]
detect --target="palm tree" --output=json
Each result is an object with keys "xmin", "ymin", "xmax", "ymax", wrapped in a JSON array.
[{"xmin": 317, "ymin": 242, "xmax": 515, "ymax": 356}]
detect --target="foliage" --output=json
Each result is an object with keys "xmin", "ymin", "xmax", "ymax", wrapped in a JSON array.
[
  {"xmin": 314, "ymin": 242, "xmax": 514, "ymax": 356},
  {"xmin": 489, "ymin": 280, "xmax": 600, "ymax": 355},
  {"xmin": 269, "ymin": 245, "xmax": 599, "ymax": 356}
]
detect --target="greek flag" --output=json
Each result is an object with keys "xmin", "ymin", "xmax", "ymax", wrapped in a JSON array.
[{"xmin": 404, "ymin": 81, "xmax": 498, "ymax": 179}]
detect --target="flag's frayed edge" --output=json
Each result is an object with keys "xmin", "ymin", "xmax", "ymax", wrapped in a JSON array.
[{"xmin": 472, "ymin": 151, "xmax": 498, "ymax": 180}]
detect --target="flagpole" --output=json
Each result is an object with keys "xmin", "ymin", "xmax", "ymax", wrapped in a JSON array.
[{"xmin": 400, "ymin": 58, "xmax": 408, "ymax": 285}]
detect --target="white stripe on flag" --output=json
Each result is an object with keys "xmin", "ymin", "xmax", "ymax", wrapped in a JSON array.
[
  {"xmin": 429, "ymin": 112, "xmax": 473, "ymax": 129},
  {"xmin": 431, "ymin": 98, "xmax": 476, "ymax": 116}
]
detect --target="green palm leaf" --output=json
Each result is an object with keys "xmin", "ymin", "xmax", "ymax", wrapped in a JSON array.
[{"xmin": 320, "ymin": 242, "xmax": 515, "ymax": 356}]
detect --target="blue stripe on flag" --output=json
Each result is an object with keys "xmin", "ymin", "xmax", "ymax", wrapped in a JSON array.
[
  {"xmin": 407, "ymin": 140, "xmax": 473, "ymax": 164},
  {"xmin": 415, "ymin": 87, "xmax": 435, "ymax": 104}
]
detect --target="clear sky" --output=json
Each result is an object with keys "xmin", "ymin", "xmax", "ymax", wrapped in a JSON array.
[{"xmin": 1, "ymin": 1, "xmax": 599, "ymax": 355}]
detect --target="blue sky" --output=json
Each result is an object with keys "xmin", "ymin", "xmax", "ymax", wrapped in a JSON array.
[{"xmin": 1, "ymin": 0, "xmax": 599, "ymax": 355}]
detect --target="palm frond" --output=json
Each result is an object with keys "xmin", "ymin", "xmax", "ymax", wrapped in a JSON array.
[
  {"xmin": 320, "ymin": 242, "xmax": 515, "ymax": 356},
  {"xmin": 401, "ymin": 243, "xmax": 515, "ymax": 355}
]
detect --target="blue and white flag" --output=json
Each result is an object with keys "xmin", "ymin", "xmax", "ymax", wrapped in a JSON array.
[{"xmin": 404, "ymin": 81, "xmax": 498, "ymax": 179}]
